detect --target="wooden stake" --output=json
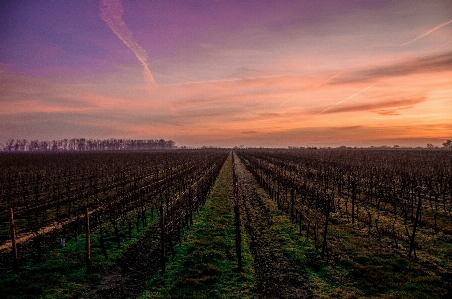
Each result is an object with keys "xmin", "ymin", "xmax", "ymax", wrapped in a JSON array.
[
  {"xmin": 9, "ymin": 208, "xmax": 18, "ymax": 270},
  {"xmin": 160, "ymin": 204, "xmax": 166, "ymax": 273},
  {"xmin": 290, "ymin": 188, "xmax": 295, "ymax": 223},
  {"xmin": 85, "ymin": 208, "xmax": 91, "ymax": 275}
]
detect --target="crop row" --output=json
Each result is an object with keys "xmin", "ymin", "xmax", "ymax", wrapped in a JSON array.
[
  {"xmin": 1, "ymin": 150, "xmax": 228, "ymax": 271},
  {"xmin": 236, "ymin": 148, "xmax": 452, "ymax": 261}
]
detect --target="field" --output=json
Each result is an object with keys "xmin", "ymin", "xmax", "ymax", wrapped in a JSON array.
[{"xmin": 1, "ymin": 149, "xmax": 451, "ymax": 298}]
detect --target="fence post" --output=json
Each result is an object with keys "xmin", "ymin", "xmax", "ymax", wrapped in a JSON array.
[
  {"xmin": 9, "ymin": 208, "xmax": 18, "ymax": 270},
  {"xmin": 86, "ymin": 208, "xmax": 91, "ymax": 275}
]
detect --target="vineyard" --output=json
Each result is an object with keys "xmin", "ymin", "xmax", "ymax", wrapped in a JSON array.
[
  {"xmin": 1, "ymin": 148, "xmax": 451, "ymax": 298},
  {"xmin": 0, "ymin": 150, "xmax": 228, "ymax": 298},
  {"xmin": 234, "ymin": 148, "xmax": 452, "ymax": 297}
]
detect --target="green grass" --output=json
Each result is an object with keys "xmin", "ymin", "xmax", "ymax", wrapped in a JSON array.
[
  {"xmin": 140, "ymin": 153, "xmax": 255, "ymax": 299},
  {"xmin": 254, "ymin": 181, "xmax": 448, "ymax": 298},
  {"xmin": 253, "ymin": 187, "xmax": 336, "ymax": 297},
  {"xmin": 0, "ymin": 210, "xmax": 160, "ymax": 299}
]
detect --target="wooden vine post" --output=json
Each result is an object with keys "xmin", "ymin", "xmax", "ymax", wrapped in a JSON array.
[
  {"xmin": 290, "ymin": 188, "xmax": 295, "ymax": 223},
  {"xmin": 85, "ymin": 208, "xmax": 91, "ymax": 275},
  {"xmin": 9, "ymin": 208, "xmax": 18, "ymax": 270},
  {"xmin": 321, "ymin": 194, "xmax": 332, "ymax": 260},
  {"xmin": 160, "ymin": 204, "xmax": 166, "ymax": 273}
]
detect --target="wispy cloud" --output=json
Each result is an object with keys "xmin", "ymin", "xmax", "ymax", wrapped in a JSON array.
[
  {"xmin": 330, "ymin": 51, "xmax": 452, "ymax": 84},
  {"xmin": 100, "ymin": 0, "xmax": 156, "ymax": 87},
  {"xmin": 334, "ymin": 126, "xmax": 362, "ymax": 130},
  {"xmin": 375, "ymin": 106, "xmax": 413, "ymax": 116},
  {"xmin": 322, "ymin": 96, "xmax": 426, "ymax": 114}
]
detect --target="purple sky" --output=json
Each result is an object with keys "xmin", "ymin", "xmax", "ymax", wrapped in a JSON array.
[{"xmin": 1, "ymin": 0, "xmax": 451, "ymax": 147}]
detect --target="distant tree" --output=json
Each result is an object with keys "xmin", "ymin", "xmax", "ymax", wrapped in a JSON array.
[
  {"xmin": 68, "ymin": 139, "xmax": 77, "ymax": 151},
  {"xmin": 166, "ymin": 140, "xmax": 175, "ymax": 148},
  {"xmin": 60, "ymin": 139, "xmax": 68, "ymax": 151},
  {"xmin": 2, "ymin": 137, "xmax": 175, "ymax": 152},
  {"xmin": 51, "ymin": 140, "xmax": 58, "ymax": 151},
  {"xmin": 77, "ymin": 138, "xmax": 86, "ymax": 151},
  {"xmin": 4, "ymin": 139, "xmax": 14, "ymax": 152},
  {"xmin": 158, "ymin": 139, "xmax": 166, "ymax": 149},
  {"xmin": 442, "ymin": 140, "xmax": 452, "ymax": 148},
  {"xmin": 28, "ymin": 140, "xmax": 39, "ymax": 151},
  {"xmin": 39, "ymin": 140, "xmax": 49, "ymax": 151},
  {"xmin": 13, "ymin": 140, "xmax": 20, "ymax": 151},
  {"xmin": 427, "ymin": 143, "xmax": 434, "ymax": 148}
]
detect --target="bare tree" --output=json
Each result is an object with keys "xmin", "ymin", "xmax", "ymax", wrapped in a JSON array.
[
  {"xmin": 443, "ymin": 140, "xmax": 452, "ymax": 148},
  {"xmin": 4, "ymin": 139, "xmax": 15, "ymax": 152}
]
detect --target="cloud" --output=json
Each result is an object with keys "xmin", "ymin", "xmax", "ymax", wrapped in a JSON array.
[
  {"xmin": 375, "ymin": 106, "xmax": 413, "ymax": 116},
  {"xmin": 322, "ymin": 96, "xmax": 426, "ymax": 114},
  {"xmin": 100, "ymin": 0, "xmax": 156, "ymax": 87},
  {"xmin": 334, "ymin": 125, "xmax": 363, "ymax": 130},
  {"xmin": 0, "ymin": 111, "xmax": 132, "ymax": 140},
  {"xmin": 0, "ymin": 71, "xmax": 93, "ymax": 113},
  {"xmin": 330, "ymin": 51, "xmax": 452, "ymax": 84}
]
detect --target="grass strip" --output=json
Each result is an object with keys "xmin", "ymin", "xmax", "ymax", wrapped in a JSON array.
[{"xmin": 140, "ymin": 153, "xmax": 255, "ymax": 299}]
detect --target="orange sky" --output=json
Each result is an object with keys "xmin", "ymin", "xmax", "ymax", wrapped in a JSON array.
[{"xmin": 1, "ymin": 0, "xmax": 451, "ymax": 147}]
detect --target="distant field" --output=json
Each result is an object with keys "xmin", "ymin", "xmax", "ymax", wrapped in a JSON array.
[{"xmin": 1, "ymin": 149, "xmax": 451, "ymax": 298}]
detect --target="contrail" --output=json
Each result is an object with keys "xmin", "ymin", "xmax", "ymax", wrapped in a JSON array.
[
  {"xmin": 161, "ymin": 75, "xmax": 282, "ymax": 86},
  {"xmin": 401, "ymin": 19, "xmax": 452, "ymax": 46},
  {"xmin": 313, "ymin": 72, "xmax": 344, "ymax": 89},
  {"xmin": 279, "ymin": 72, "xmax": 344, "ymax": 108},
  {"xmin": 165, "ymin": 77, "xmax": 244, "ymax": 86},
  {"xmin": 279, "ymin": 97, "xmax": 293, "ymax": 107},
  {"xmin": 100, "ymin": 0, "xmax": 156, "ymax": 86},
  {"xmin": 320, "ymin": 84, "xmax": 374, "ymax": 113},
  {"xmin": 426, "ymin": 40, "xmax": 452, "ymax": 56}
]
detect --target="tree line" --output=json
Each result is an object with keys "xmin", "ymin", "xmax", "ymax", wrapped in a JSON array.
[{"xmin": 1, "ymin": 138, "xmax": 176, "ymax": 152}]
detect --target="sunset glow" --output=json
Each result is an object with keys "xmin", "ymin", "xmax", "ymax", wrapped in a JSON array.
[{"xmin": 1, "ymin": 0, "xmax": 451, "ymax": 147}]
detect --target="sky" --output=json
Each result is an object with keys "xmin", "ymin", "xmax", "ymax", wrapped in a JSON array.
[{"xmin": 1, "ymin": 0, "xmax": 451, "ymax": 148}]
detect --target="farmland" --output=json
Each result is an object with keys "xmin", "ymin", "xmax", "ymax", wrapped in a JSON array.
[{"xmin": 1, "ymin": 148, "xmax": 451, "ymax": 298}]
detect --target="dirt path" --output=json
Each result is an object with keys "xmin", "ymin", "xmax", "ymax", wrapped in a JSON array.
[
  {"xmin": 0, "ymin": 217, "xmax": 77, "ymax": 252},
  {"xmin": 233, "ymin": 153, "xmax": 313, "ymax": 299}
]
